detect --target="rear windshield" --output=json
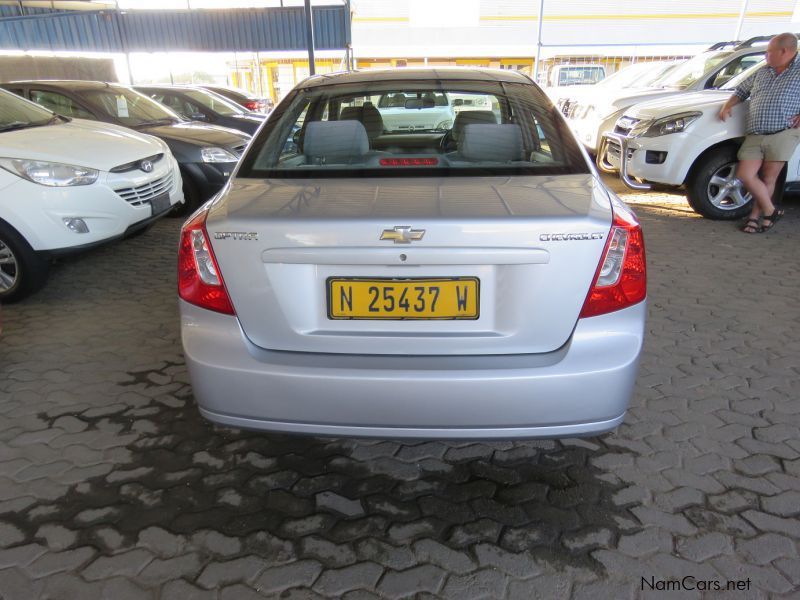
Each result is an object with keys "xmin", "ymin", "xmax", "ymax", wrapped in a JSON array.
[{"xmin": 237, "ymin": 79, "xmax": 589, "ymax": 178}]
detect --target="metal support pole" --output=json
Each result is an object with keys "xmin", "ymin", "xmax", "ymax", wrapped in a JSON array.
[
  {"xmin": 533, "ymin": 0, "xmax": 544, "ymax": 84},
  {"xmin": 256, "ymin": 51, "xmax": 263, "ymax": 96},
  {"xmin": 304, "ymin": 0, "xmax": 316, "ymax": 76},
  {"xmin": 344, "ymin": 0, "xmax": 353, "ymax": 70},
  {"xmin": 735, "ymin": 0, "xmax": 749, "ymax": 41},
  {"xmin": 114, "ymin": 2, "xmax": 134, "ymax": 84}
]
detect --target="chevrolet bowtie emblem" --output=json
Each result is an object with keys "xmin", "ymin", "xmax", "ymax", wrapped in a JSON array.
[{"xmin": 380, "ymin": 226, "xmax": 425, "ymax": 244}]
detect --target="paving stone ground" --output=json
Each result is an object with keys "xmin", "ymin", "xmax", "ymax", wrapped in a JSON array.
[{"xmin": 1, "ymin": 176, "xmax": 799, "ymax": 599}]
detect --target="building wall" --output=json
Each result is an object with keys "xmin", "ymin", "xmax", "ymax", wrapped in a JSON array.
[{"xmin": 351, "ymin": 0, "xmax": 797, "ymax": 58}]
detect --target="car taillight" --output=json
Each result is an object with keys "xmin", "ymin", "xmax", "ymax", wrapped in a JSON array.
[
  {"xmin": 178, "ymin": 210, "xmax": 235, "ymax": 315},
  {"xmin": 243, "ymin": 100, "xmax": 259, "ymax": 111},
  {"xmin": 379, "ymin": 157, "xmax": 439, "ymax": 166},
  {"xmin": 579, "ymin": 201, "xmax": 646, "ymax": 318}
]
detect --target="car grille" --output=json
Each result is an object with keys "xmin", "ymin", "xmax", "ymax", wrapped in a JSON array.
[
  {"xmin": 230, "ymin": 142, "xmax": 248, "ymax": 157},
  {"xmin": 567, "ymin": 103, "xmax": 581, "ymax": 119},
  {"xmin": 606, "ymin": 139, "xmax": 622, "ymax": 159},
  {"xmin": 114, "ymin": 172, "xmax": 174, "ymax": 207},
  {"xmin": 614, "ymin": 117, "xmax": 641, "ymax": 136},
  {"xmin": 109, "ymin": 153, "xmax": 164, "ymax": 173}
]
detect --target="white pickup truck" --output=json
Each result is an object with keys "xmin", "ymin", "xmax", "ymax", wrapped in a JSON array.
[
  {"xmin": 564, "ymin": 41, "xmax": 767, "ymax": 154},
  {"xmin": 598, "ymin": 61, "xmax": 800, "ymax": 219}
]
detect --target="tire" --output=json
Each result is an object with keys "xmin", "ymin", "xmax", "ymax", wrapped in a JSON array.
[
  {"xmin": 169, "ymin": 171, "xmax": 201, "ymax": 218},
  {"xmin": 686, "ymin": 146, "xmax": 752, "ymax": 220},
  {"xmin": 0, "ymin": 221, "xmax": 50, "ymax": 303}
]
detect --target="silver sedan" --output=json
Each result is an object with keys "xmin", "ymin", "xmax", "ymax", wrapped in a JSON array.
[{"xmin": 179, "ymin": 68, "xmax": 647, "ymax": 439}]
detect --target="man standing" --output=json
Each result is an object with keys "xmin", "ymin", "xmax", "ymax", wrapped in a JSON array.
[{"xmin": 719, "ymin": 33, "xmax": 800, "ymax": 233}]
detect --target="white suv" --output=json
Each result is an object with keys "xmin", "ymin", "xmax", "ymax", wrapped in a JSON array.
[
  {"xmin": 599, "ymin": 61, "xmax": 800, "ymax": 219},
  {"xmin": 564, "ymin": 40, "xmax": 767, "ymax": 154},
  {"xmin": 0, "ymin": 89, "xmax": 183, "ymax": 301}
]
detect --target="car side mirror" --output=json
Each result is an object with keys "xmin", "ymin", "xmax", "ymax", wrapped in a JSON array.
[{"xmin": 189, "ymin": 112, "xmax": 209, "ymax": 122}]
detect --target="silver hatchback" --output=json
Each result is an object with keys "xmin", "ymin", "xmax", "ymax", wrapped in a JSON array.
[{"xmin": 179, "ymin": 68, "xmax": 646, "ymax": 439}]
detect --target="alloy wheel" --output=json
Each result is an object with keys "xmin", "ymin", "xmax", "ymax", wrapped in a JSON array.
[
  {"xmin": 707, "ymin": 162, "xmax": 752, "ymax": 211},
  {"xmin": 0, "ymin": 238, "xmax": 19, "ymax": 293}
]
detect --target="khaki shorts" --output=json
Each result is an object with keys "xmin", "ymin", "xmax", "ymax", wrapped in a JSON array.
[{"xmin": 738, "ymin": 128, "xmax": 800, "ymax": 162}]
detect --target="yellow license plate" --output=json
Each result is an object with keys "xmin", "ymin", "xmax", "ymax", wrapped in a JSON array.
[{"xmin": 328, "ymin": 277, "xmax": 480, "ymax": 320}]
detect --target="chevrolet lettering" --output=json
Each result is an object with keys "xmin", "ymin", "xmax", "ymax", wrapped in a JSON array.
[
  {"xmin": 213, "ymin": 232, "xmax": 259, "ymax": 241},
  {"xmin": 539, "ymin": 232, "xmax": 605, "ymax": 241}
]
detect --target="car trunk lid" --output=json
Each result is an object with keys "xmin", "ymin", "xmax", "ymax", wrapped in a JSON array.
[{"xmin": 206, "ymin": 174, "xmax": 612, "ymax": 355}]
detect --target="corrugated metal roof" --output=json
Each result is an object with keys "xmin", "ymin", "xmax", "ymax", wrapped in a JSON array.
[{"xmin": 0, "ymin": 6, "xmax": 348, "ymax": 52}]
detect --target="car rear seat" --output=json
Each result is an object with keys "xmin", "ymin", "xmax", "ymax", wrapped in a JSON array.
[
  {"xmin": 339, "ymin": 103, "xmax": 384, "ymax": 140},
  {"xmin": 303, "ymin": 120, "xmax": 387, "ymax": 166},
  {"xmin": 443, "ymin": 110, "xmax": 497, "ymax": 152},
  {"xmin": 450, "ymin": 123, "xmax": 526, "ymax": 165}
]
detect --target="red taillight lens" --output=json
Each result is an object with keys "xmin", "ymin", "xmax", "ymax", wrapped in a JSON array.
[
  {"xmin": 178, "ymin": 210, "xmax": 235, "ymax": 315},
  {"xmin": 579, "ymin": 202, "xmax": 646, "ymax": 318},
  {"xmin": 243, "ymin": 100, "xmax": 259, "ymax": 111}
]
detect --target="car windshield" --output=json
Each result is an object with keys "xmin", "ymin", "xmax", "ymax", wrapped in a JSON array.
[
  {"xmin": 653, "ymin": 51, "xmax": 731, "ymax": 89},
  {"xmin": 238, "ymin": 79, "xmax": 588, "ymax": 178},
  {"xmin": 721, "ymin": 60, "xmax": 766, "ymax": 89},
  {"xmin": 0, "ymin": 89, "xmax": 58, "ymax": 132},
  {"xmin": 594, "ymin": 63, "xmax": 655, "ymax": 89},
  {"xmin": 636, "ymin": 61, "xmax": 683, "ymax": 87},
  {"xmin": 183, "ymin": 89, "xmax": 244, "ymax": 116},
  {"xmin": 82, "ymin": 87, "xmax": 182, "ymax": 127}
]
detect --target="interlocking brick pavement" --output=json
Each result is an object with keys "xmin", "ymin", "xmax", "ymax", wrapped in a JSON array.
[{"xmin": 0, "ymin": 177, "xmax": 798, "ymax": 598}]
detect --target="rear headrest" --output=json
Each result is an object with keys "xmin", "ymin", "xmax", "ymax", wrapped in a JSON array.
[
  {"xmin": 339, "ymin": 102, "xmax": 384, "ymax": 139},
  {"xmin": 452, "ymin": 110, "xmax": 497, "ymax": 140},
  {"xmin": 303, "ymin": 120, "xmax": 369, "ymax": 164},
  {"xmin": 459, "ymin": 124, "xmax": 524, "ymax": 162}
]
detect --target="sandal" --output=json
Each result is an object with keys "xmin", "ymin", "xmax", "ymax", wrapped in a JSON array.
[
  {"xmin": 740, "ymin": 217, "xmax": 761, "ymax": 233},
  {"xmin": 760, "ymin": 209, "xmax": 784, "ymax": 232}
]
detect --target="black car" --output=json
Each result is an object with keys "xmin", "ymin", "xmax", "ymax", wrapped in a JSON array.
[
  {"xmin": 134, "ymin": 85, "xmax": 266, "ymax": 136},
  {"xmin": 198, "ymin": 85, "xmax": 273, "ymax": 114},
  {"xmin": 1, "ymin": 81, "xmax": 251, "ymax": 212}
]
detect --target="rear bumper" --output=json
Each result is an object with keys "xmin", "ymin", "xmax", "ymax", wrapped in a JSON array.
[{"xmin": 181, "ymin": 300, "xmax": 645, "ymax": 439}]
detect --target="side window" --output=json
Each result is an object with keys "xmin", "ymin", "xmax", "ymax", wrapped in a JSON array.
[
  {"xmin": 179, "ymin": 97, "xmax": 203, "ymax": 116},
  {"xmin": 29, "ymin": 90, "xmax": 93, "ymax": 119},
  {"xmin": 709, "ymin": 53, "xmax": 764, "ymax": 88},
  {"xmin": 158, "ymin": 93, "xmax": 188, "ymax": 115},
  {"xmin": 280, "ymin": 105, "xmax": 308, "ymax": 157}
]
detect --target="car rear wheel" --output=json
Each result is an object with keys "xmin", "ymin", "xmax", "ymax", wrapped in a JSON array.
[
  {"xmin": 686, "ymin": 146, "xmax": 752, "ymax": 220},
  {"xmin": 0, "ymin": 222, "xmax": 50, "ymax": 303}
]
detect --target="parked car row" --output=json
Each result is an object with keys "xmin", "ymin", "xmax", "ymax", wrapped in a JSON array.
[
  {"xmin": 0, "ymin": 88, "xmax": 183, "ymax": 301},
  {"xmin": 0, "ymin": 82, "xmax": 268, "ymax": 301},
  {"xmin": 559, "ymin": 35, "xmax": 797, "ymax": 219}
]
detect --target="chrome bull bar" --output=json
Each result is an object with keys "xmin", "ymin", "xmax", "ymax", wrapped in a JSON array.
[{"xmin": 598, "ymin": 133, "xmax": 651, "ymax": 191}]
